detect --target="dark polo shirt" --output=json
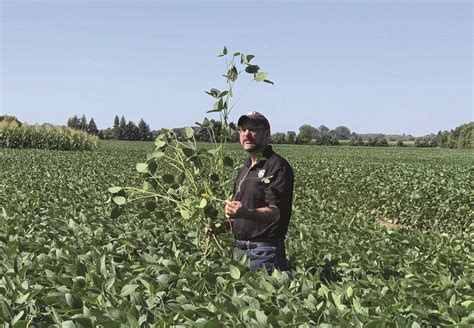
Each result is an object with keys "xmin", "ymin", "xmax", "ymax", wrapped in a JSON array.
[{"xmin": 232, "ymin": 145, "xmax": 294, "ymax": 241}]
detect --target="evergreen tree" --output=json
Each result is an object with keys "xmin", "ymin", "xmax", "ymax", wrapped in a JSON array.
[
  {"xmin": 118, "ymin": 116, "xmax": 126, "ymax": 140},
  {"xmin": 79, "ymin": 114, "xmax": 88, "ymax": 131},
  {"xmin": 113, "ymin": 115, "xmax": 120, "ymax": 139},
  {"xmin": 87, "ymin": 118, "xmax": 99, "ymax": 135},
  {"xmin": 138, "ymin": 118, "xmax": 151, "ymax": 141},
  {"xmin": 67, "ymin": 115, "xmax": 80, "ymax": 129},
  {"xmin": 124, "ymin": 120, "xmax": 139, "ymax": 140}
]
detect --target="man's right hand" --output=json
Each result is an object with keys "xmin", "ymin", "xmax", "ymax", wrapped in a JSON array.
[{"xmin": 224, "ymin": 200, "xmax": 250, "ymax": 220}]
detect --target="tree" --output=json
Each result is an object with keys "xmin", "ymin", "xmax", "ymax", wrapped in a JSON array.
[
  {"xmin": 113, "ymin": 115, "xmax": 120, "ymax": 139},
  {"xmin": 366, "ymin": 138, "xmax": 376, "ymax": 147},
  {"xmin": 271, "ymin": 132, "xmax": 286, "ymax": 144},
  {"xmin": 297, "ymin": 124, "xmax": 317, "ymax": 144},
  {"xmin": 396, "ymin": 140, "xmax": 404, "ymax": 147},
  {"xmin": 118, "ymin": 116, "xmax": 126, "ymax": 140},
  {"xmin": 329, "ymin": 135, "xmax": 339, "ymax": 145},
  {"xmin": 79, "ymin": 114, "xmax": 88, "ymax": 131},
  {"xmin": 375, "ymin": 138, "xmax": 388, "ymax": 147},
  {"xmin": 124, "ymin": 121, "xmax": 139, "ymax": 140},
  {"xmin": 172, "ymin": 128, "xmax": 186, "ymax": 141},
  {"xmin": 333, "ymin": 126, "xmax": 351, "ymax": 140},
  {"xmin": 286, "ymin": 131, "xmax": 296, "ymax": 144},
  {"xmin": 196, "ymin": 119, "xmax": 226, "ymax": 142},
  {"xmin": 101, "ymin": 128, "xmax": 115, "ymax": 140},
  {"xmin": 87, "ymin": 118, "xmax": 99, "ymax": 135},
  {"xmin": 67, "ymin": 115, "xmax": 80, "ymax": 130},
  {"xmin": 349, "ymin": 135, "xmax": 358, "ymax": 146},
  {"xmin": 318, "ymin": 125, "xmax": 330, "ymax": 136},
  {"xmin": 229, "ymin": 122, "xmax": 239, "ymax": 142},
  {"xmin": 138, "ymin": 118, "xmax": 151, "ymax": 141}
]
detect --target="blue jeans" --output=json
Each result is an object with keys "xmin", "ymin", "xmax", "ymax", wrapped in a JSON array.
[{"xmin": 235, "ymin": 240, "xmax": 289, "ymax": 274}]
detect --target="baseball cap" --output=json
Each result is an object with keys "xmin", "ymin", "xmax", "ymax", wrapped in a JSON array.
[{"xmin": 237, "ymin": 111, "xmax": 270, "ymax": 130}]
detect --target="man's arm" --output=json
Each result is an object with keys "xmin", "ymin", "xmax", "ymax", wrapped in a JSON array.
[{"xmin": 224, "ymin": 200, "xmax": 280, "ymax": 223}]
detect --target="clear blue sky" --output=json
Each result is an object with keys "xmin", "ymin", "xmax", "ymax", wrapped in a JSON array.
[{"xmin": 1, "ymin": 0, "xmax": 472, "ymax": 136}]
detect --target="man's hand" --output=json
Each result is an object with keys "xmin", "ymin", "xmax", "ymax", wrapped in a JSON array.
[
  {"xmin": 225, "ymin": 200, "xmax": 280, "ymax": 223},
  {"xmin": 224, "ymin": 200, "xmax": 249, "ymax": 220}
]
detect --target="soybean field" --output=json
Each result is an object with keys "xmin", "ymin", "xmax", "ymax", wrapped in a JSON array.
[{"xmin": 0, "ymin": 141, "xmax": 472, "ymax": 326}]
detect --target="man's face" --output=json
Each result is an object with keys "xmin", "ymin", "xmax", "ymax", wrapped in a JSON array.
[{"xmin": 238, "ymin": 122, "xmax": 270, "ymax": 153}]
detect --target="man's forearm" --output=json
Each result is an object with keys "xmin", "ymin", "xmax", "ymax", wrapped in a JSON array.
[{"xmin": 245, "ymin": 205, "xmax": 280, "ymax": 223}]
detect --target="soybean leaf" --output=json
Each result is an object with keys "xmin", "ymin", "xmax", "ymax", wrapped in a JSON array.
[
  {"xmin": 112, "ymin": 196, "xmax": 126, "ymax": 206},
  {"xmin": 108, "ymin": 186, "xmax": 122, "ymax": 194},
  {"xmin": 245, "ymin": 65, "xmax": 260, "ymax": 74},
  {"xmin": 255, "ymin": 72, "xmax": 268, "ymax": 82},
  {"xmin": 184, "ymin": 127, "xmax": 194, "ymax": 139}
]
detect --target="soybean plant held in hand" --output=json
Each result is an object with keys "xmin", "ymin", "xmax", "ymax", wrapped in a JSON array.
[{"xmin": 108, "ymin": 47, "xmax": 273, "ymax": 255}]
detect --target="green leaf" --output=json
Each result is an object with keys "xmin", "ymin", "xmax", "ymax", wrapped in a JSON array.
[
  {"xmin": 218, "ymin": 90, "xmax": 229, "ymax": 98},
  {"xmin": 108, "ymin": 186, "xmax": 122, "ymax": 194},
  {"xmin": 180, "ymin": 208, "xmax": 191, "ymax": 220},
  {"xmin": 15, "ymin": 293, "xmax": 29, "ymax": 304},
  {"xmin": 112, "ymin": 196, "xmax": 126, "ymax": 206},
  {"xmin": 61, "ymin": 321, "xmax": 76, "ymax": 328},
  {"xmin": 345, "ymin": 286, "xmax": 353, "ymax": 299},
  {"xmin": 223, "ymin": 156, "xmax": 234, "ymax": 167},
  {"xmin": 145, "ymin": 201, "xmax": 156, "ymax": 212},
  {"xmin": 245, "ymin": 64, "xmax": 260, "ymax": 74},
  {"xmin": 184, "ymin": 127, "xmax": 194, "ymax": 139},
  {"xmin": 255, "ymin": 310, "xmax": 267, "ymax": 324},
  {"xmin": 147, "ymin": 161, "xmax": 157, "ymax": 174},
  {"xmin": 218, "ymin": 46, "xmax": 227, "ymax": 57},
  {"xmin": 136, "ymin": 163, "xmax": 148, "ymax": 173},
  {"xmin": 72, "ymin": 316, "xmax": 93, "ymax": 328},
  {"xmin": 202, "ymin": 319, "xmax": 221, "ymax": 328},
  {"xmin": 120, "ymin": 284, "xmax": 139, "ymax": 297},
  {"xmin": 154, "ymin": 139, "xmax": 166, "ymax": 148},
  {"xmin": 461, "ymin": 300, "xmax": 474, "ymax": 311},
  {"xmin": 11, "ymin": 310, "xmax": 24, "ymax": 325},
  {"xmin": 110, "ymin": 207, "xmax": 123, "ymax": 219},
  {"xmin": 147, "ymin": 151, "xmax": 165, "ymax": 161},
  {"xmin": 229, "ymin": 264, "xmax": 240, "ymax": 279},
  {"xmin": 255, "ymin": 72, "xmax": 269, "ymax": 82},
  {"xmin": 2, "ymin": 300, "xmax": 13, "ymax": 321},
  {"xmin": 13, "ymin": 321, "xmax": 30, "ymax": 328},
  {"xmin": 162, "ymin": 174, "xmax": 174, "ymax": 184},
  {"xmin": 227, "ymin": 65, "xmax": 238, "ymax": 82},
  {"xmin": 205, "ymin": 88, "xmax": 220, "ymax": 98},
  {"xmin": 199, "ymin": 198, "xmax": 207, "ymax": 209},
  {"xmin": 65, "ymin": 293, "xmax": 83, "ymax": 309},
  {"xmin": 182, "ymin": 147, "xmax": 195, "ymax": 158}
]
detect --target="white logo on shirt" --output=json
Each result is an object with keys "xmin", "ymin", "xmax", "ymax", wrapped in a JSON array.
[{"xmin": 258, "ymin": 169, "xmax": 265, "ymax": 179}]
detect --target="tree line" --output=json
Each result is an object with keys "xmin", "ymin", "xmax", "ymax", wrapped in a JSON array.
[
  {"xmin": 67, "ymin": 115, "xmax": 153, "ymax": 141},
  {"xmin": 414, "ymin": 122, "xmax": 473, "ymax": 149},
  {"xmin": 64, "ymin": 114, "xmax": 473, "ymax": 149}
]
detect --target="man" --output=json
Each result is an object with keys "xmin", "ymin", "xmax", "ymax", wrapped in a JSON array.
[{"xmin": 224, "ymin": 111, "xmax": 294, "ymax": 273}]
